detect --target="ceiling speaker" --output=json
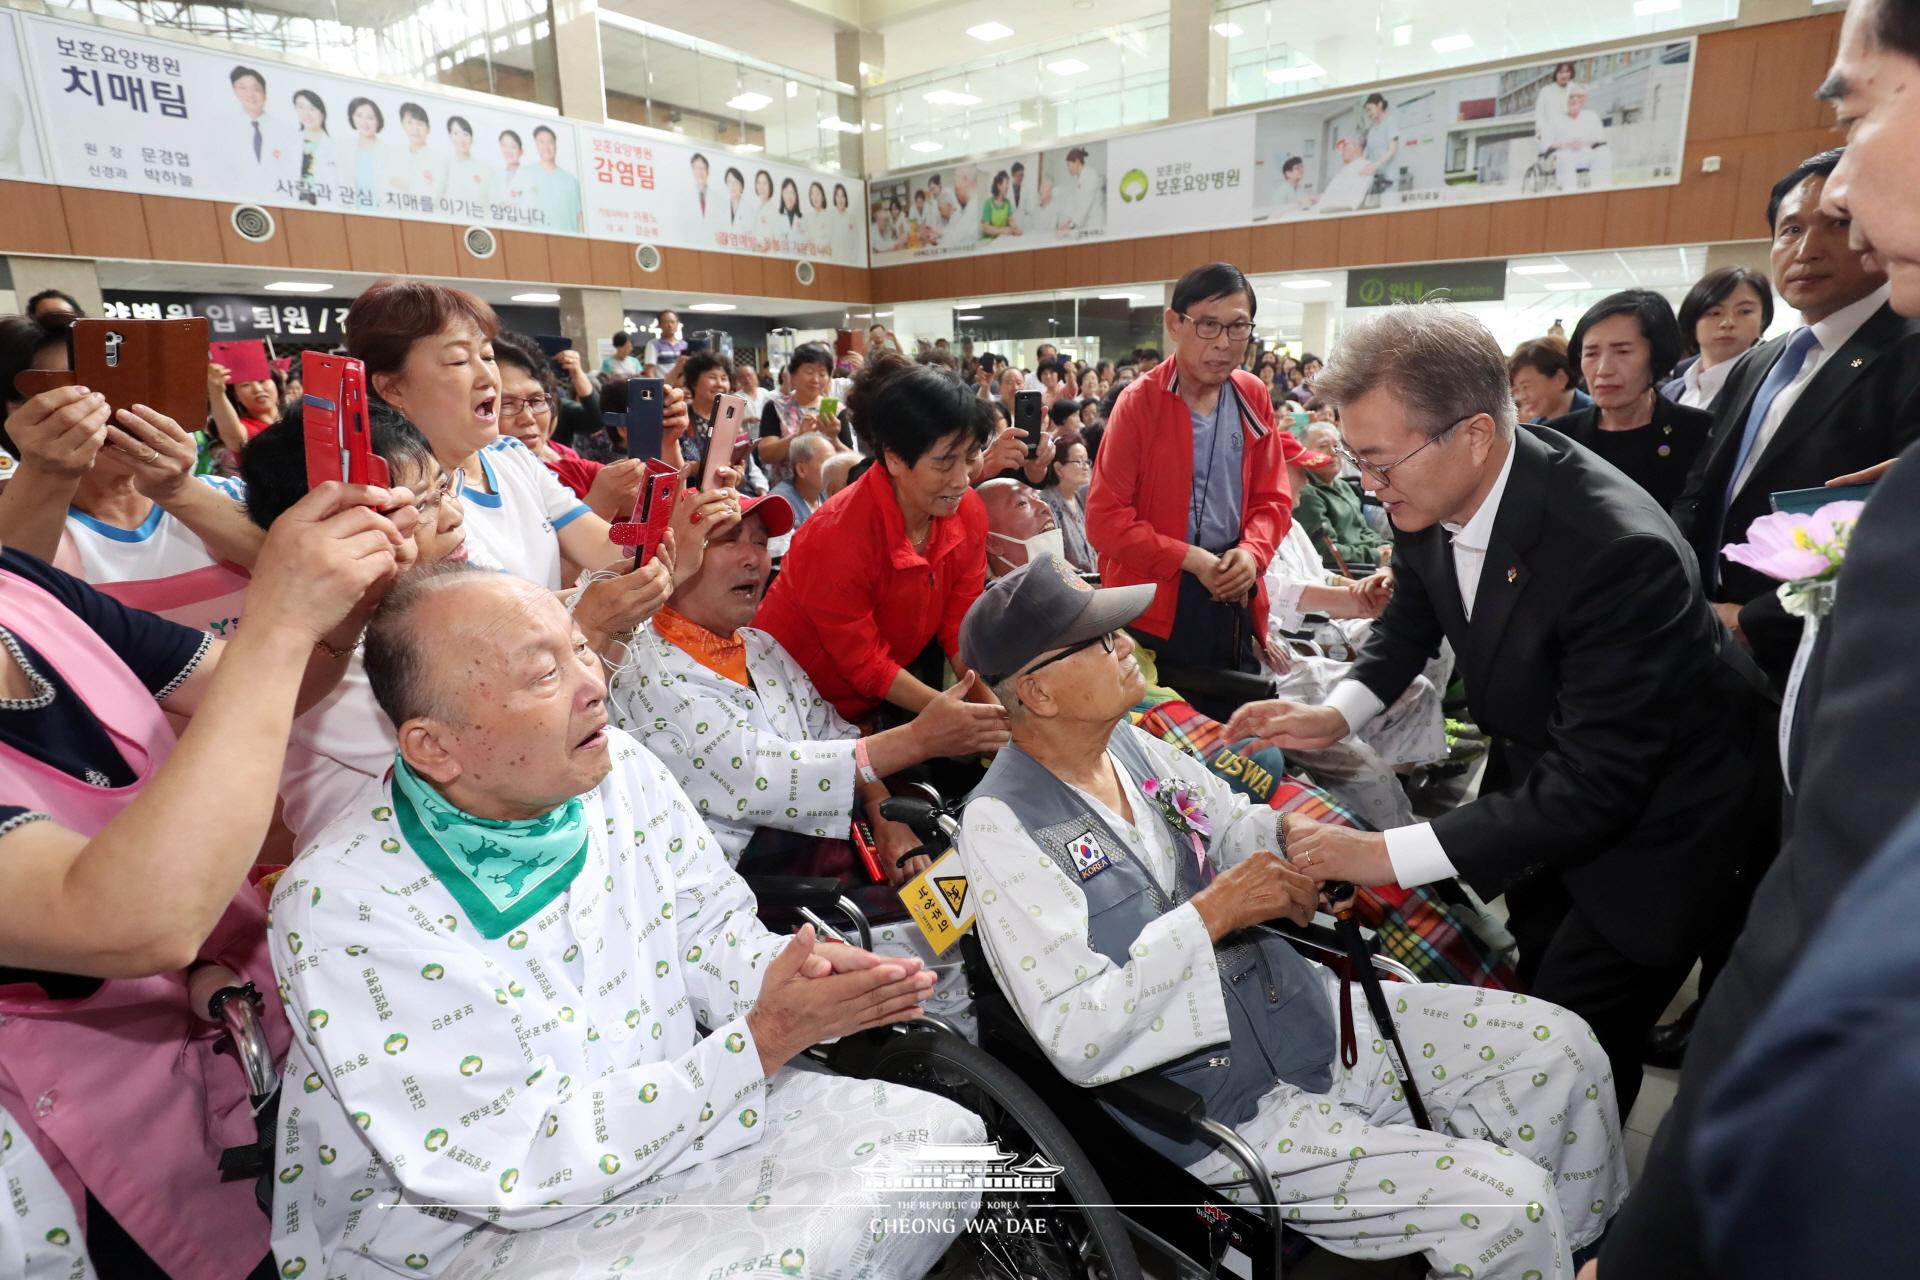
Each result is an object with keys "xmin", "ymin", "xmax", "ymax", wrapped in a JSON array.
[
  {"xmin": 463, "ymin": 225, "xmax": 498, "ymax": 259},
  {"xmin": 229, "ymin": 204, "xmax": 276, "ymax": 243},
  {"xmin": 794, "ymin": 260, "xmax": 816, "ymax": 286},
  {"xmin": 635, "ymin": 244, "xmax": 663, "ymax": 273}
]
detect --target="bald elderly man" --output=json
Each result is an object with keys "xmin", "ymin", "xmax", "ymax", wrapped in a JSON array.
[
  {"xmin": 268, "ymin": 565, "xmax": 981, "ymax": 1280},
  {"xmin": 978, "ymin": 477, "xmax": 1065, "ymax": 578}
]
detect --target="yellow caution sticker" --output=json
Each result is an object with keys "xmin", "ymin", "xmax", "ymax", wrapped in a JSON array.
[{"xmin": 902, "ymin": 849, "xmax": 975, "ymax": 955}]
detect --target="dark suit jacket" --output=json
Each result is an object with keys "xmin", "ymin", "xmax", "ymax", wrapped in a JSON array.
[
  {"xmin": 1671, "ymin": 302, "xmax": 1920, "ymax": 685},
  {"xmin": 1351, "ymin": 426, "xmax": 1765, "ymax": 969},
  {"xmin": 1601, "ymin": 436, "xmax": 1920, "ymax": 1277},
  {"xmin": 1546, "ymin": 393, "xmax": 1714, "ymax": 511}
]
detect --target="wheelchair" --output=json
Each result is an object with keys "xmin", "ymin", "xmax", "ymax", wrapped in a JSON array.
[{"xmin": 870, "ymin": 792, "xmax": 1427, "ymax": 1280}]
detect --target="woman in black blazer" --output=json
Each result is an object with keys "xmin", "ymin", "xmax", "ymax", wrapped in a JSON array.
[{"xmin": 1551, "ymin": 290, "xmax": 1713, "ymax": 509}]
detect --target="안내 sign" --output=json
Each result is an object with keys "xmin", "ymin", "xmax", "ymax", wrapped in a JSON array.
[{"xmin": 1346, "ymin": 260, "xmax": 1508, "ymax": 307}]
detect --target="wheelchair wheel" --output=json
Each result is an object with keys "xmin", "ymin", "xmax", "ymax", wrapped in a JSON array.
[{"xmin": 845, "ymin": 1026, "xmax": 1140, "ymax": 1280}]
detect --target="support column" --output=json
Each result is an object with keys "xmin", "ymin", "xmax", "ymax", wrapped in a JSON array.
[
  {"xmin": 4, "ymin": 256, "xmax": 102, "ymax": 317},
  {"xmin": 1168, "ymin": 0, "xmax": 1213, "ymax": 122},
  {"xmin": 541, "ymin": 0, "xmax": 607, "ymax": 124},
  {"xmin": 560, "ymin": 286, "xmax": 627, "ymax": 367},
  {"xmin": 1301, "ymin": 301, "xmax": 1331, "ymax": 358},
  {"xmin": 836, "ymin": 30, "xmax": 885, "ymax": 178}
]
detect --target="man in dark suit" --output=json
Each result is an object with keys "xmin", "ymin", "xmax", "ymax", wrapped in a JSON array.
[
  {"xmin": 1592, "ymin": 0, "xmax": 1920, "ymax": 1272},
  {"xmin": 1671, "ymin": 146, "xmax": 1920, "ymax": 689},
  {"xmin": 1224, "ymin": 303, "xmax": 1768, "ymax": 1119}
]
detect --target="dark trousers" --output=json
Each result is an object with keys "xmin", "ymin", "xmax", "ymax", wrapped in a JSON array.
[
  {"xmin": 1507, "ymin": 874, "xmax": 1696, "ymax": 1122},
  {"xmin": 1130, "ymin": 570, "xmax": 1262, "ymax": 722}
]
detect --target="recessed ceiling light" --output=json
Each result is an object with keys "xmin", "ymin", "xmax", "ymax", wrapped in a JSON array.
[
  {"xmin": 955, "ymin": 314, "xmax": 986, "ymax": 320},
  {"xmin": 1046, "ymin": 58, "xmax": 1089, "ymax": 76},
  {"xmin": 1543, "ymin": 280, "xmax": 1594, "ymax": 290},
  {"xmin": 264, "ymin": 281, "xmax": 333, "ymax": 293},
  {"xmin": 1008, "ymin": 119, "xmax": 1037, "ymax": 132},
  {"xmin": 734, "ymin": 143, "xmax": 764, "ymax": 153},
  {"xmin": 1511, "ymin": 262, "xmax": 1571, "ymax": 275},
  {"xmin": 924, "ymin": 89, "xmax": 983, "ymax": 107},
  {"xmin": 1634, "ymin": 0, "xmax": 1680, "ymax": 12},
  {"xmin": 510, "ymin": 292, "xmax": 562, "ymax": 303},
  {"xmin": 819, "ymin": 116, "xmax": 863, "ymax": 134},
  {"xmin": 1391, "ymin": 23, "xmax": 1412, "ymax": 46},
  {"xmin": 1264, "ymin": 63, "xmax": 1327, "ymax": 84},
  {"xmin": 688, "ymin": 302, "xmax": 737, "ymax": 312},
  {"xmin": 1211, "ymin": 22, "xmax": 1244, "ymax": 37},
  {"xmin": 1099, "ymin": 292, "xmax": 1144, "ymax": 301},
  {"xmin": 1280, "ymin": 278, "xmax": 1331, "ymax": 289},
  {"xmin": 967, "ymin": 21, "xmax": 1013, "ymax": 41},
  {"xmin": 1431, "ymin": 33, "xmax": 1474, "ymax": 53},
  {"xmin": 726, "ymin": 91, "xmax": 772, "ymax": 112},
  {"xmin": 785, "ymin": 80, "xmax": 799, "ymax": 98},
  {"xmin": 910, "ymin": 140, "xmax": 944, "ymax": 153}
]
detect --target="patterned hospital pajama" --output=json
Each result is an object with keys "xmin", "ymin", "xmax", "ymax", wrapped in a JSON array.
[{"xmin": 1188, "ymin": 970, "xmax": 1628, "ymax": 1279}]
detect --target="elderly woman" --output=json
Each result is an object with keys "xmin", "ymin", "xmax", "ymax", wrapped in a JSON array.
[
  {"xmin": 1038, "ymin": 430, "xmax": 1095, "ymax": 572},
  {"xmin": 756, "ymin": 351, "xmax": 998, "ymax": 724},
  {"xmin": 491, "ymin": 332, "xmax": 607, "ymax": 505}
]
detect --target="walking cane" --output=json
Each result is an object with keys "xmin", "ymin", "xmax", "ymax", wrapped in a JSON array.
[{"xmin": 1320, "ymin": 878, "xmax": 1435, "ymax": 1131}]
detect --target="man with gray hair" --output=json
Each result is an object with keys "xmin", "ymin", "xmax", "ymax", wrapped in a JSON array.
[
  {"xmin": 768, "ymin": 430, "xmax": 830, "ymax": 529},
  {"xmin": 1225, "ymin": 302, "xmax": 1769, "ymax": 1120}
]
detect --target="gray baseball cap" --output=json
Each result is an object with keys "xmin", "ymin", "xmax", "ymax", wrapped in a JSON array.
[{"xmin": 960, "ymin": 553, "xmax": 1155, "ymax": 686}]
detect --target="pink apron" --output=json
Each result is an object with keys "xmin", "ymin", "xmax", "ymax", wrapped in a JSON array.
[{"xmin": 0, "ymin": 566, "xmax": 287, "ymax": 1280}]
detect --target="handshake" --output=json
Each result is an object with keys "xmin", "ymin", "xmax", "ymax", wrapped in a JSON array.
[{"xmin": 1188, "ymin": 814, "xmax": 1392, "ymax": 942}]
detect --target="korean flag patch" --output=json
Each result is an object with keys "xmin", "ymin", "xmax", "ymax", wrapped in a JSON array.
[{"xmin": 1068, "ymin": 829, "xmax": 1112, "ymax": 880}]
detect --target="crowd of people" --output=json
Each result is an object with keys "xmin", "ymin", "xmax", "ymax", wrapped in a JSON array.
[{"xmin": 5, "ymin": 3, "xmax": 1920, "ymax": 1275}]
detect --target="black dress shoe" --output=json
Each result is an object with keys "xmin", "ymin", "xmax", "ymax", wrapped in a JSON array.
[{"xmin": 1644, "ymin": 998, "xmax": 1699, "ymax": 1069}]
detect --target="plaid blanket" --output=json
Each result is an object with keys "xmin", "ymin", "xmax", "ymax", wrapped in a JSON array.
[{"xmin": 1128, "ymin": 688, "xmax": 1518, "ymax": 991}]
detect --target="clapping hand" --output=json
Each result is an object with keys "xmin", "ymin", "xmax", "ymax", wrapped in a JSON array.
[{"xmin": 746, "ymin": 925, "xmax": 935, "ymax": 1075}]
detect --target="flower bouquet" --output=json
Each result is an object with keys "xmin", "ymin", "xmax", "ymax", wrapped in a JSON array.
[{"xmin": 1139, "ymin": 775, "xmax": 1213, "ymax": 877}]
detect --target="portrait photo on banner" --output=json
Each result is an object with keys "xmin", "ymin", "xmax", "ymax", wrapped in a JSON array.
[{"xmin": 867, "ymin": 139, "xmax": 1107, "ymax": 264}]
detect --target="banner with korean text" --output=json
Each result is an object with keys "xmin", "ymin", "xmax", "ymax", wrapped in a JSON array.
[{"xmin": 868, "ymin": 38, "xmax": 1692, "ymax": 267}]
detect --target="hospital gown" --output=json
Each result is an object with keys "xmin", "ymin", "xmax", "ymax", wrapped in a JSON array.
[
  {"xmin": 609, "ymin": 625, "xmax": 975, "ymax": 1040},
  {"xmin": 268, "ymin": 731, "xmax": 980, "ymax": 1279},
  {"xmin": 959, "ymin": 726, "xmax": 1627, "ymax": 1277}
]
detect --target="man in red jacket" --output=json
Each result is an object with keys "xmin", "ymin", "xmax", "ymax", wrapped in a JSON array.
[{"xmin": 1085, "ymin": 261, "xmax": 1300, "ymax": 717}]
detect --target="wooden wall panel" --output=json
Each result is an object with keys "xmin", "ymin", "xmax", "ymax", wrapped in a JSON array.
[
  {"xmin": 214, "ymin": 202, "xmax": 292, "ymax": 268},
  {"xmin": 280, "ymin": 208, "xmax": 353, "ymax": 271},
  {"xmin": 1245, "ymin": 222, "xmax": 1296, "ymax": 274},
  {"xmin": 1547, "ymin": 194, "xmax": 1611, "ymax": 252},
  {"xmin": 61, "ymin": 189, "xmax": 152, "ymax": 261},
  {"xmin": 1747, "ymin": 20, "xmax": 1840, "ymax": 137},
  {"xmin": 1689, "ymin": 29, "xmax": 1758, "ymax": 141},
  {"xmin": 1290, "ymin": 220, "xmax": 1339, "ymax": 271},
  {"xmin": 1372, "ymin": 211, "xmax": 1438, "ymax": 265},
  {"xmin": 141, "ymin": 195, "xmax": 223, "ymax": 266},
  {"xmin": 0, "ymin": 181, "xmax": 72, "ymax": 255},
  {"xmin": 1336, "ymin": 216, "xmax": 1388, "ymax": 270},
  {"xmin": 547, "ymin": 234, "xmax": 592, "ymax": 286},
  {"xmin": 1483, "ymin": 201, "xmax": 1546, "ymax": 260},
  {"xmin": 1431, "ymin": 206, "xmax": 1490, "ymax": 262},
  {"xmin": 1603, "ymin": 187, "xmax": 1672, "ymax": 248},
  {"xmin": 401, "ymin": 221, "xmax": 458, "ymax": 279},
  {"xmin": 1207, "ymin": 226, "xmax": 1253, "ymax": 271},
  {"xmin": 500, "ymin": 230, "xmax": 552, "ymax": 286},
  {"xmin": 588, "ymin": 237, "xmax": 632, "ymax": 291}
]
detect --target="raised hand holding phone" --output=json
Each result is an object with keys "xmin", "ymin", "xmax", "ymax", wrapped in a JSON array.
[
  {"xmin": 702, "ymin": 392, "xmax": 749, "ymax": 492},
  {"xmin": 302, "ymin": 353, "xmax": 389, "ymax": 493}
]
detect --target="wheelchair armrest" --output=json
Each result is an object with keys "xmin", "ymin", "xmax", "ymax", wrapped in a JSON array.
[
  {"xmin": 1094, "ymin": 1071, "xmax": 1207, "ymax": 1142},
  {"xmin": 740, "ymin": 875, "xmax": 846, "ymax": 911}
]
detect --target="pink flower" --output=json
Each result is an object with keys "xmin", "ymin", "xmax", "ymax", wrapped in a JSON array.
[{"xmin": 1721, "ymin": 501, "xmax": 1865, "ymax": 583}]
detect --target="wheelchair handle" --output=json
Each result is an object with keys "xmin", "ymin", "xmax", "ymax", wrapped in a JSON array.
[
  {"xmin": 878, "ymin": 796, "xmax": 960, "ymax": 845},
  {"xmin": 206, "ymin": 981, "xmax": 277, "ymax": 1101}
]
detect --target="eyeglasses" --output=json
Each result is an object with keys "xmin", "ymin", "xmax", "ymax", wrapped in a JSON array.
[
  {"xmin": 498, "ymin": 394, "xmax": 550, "ymax": 418},
  {"xmin": 414, "ymin": 468, "xmax": 465, "ymax": 515},
  {"xmin": 1333, "ymin": 415, "xmax": 1474, "ymax": 486},
  {"xmin": 1013, "ymin": 630, "xmax": 1117, "ymax": 682},
  {"xmin": 1178, "ymin": 313, "xmax": 1255, "ymax": 342}
]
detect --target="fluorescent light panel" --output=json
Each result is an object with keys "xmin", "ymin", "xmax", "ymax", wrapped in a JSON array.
[
  {"xmin": 1265, "ymin": 62, "xmax": 1326, "ymax": 83},
  {"xmin": 1046, "ymin": 58, "xmax": 1089, "ymax": 76},
  {"xmin": 1543, "ymin": 280, "xmax": 1594, "ymax": 290},
  {"xmin": 923, "ymin": 89, "xmax": 982, "ymax": 107},
  {"xmin": 1634, "ymin": 0, "xmax": 1681, "ymax": 12},
  {"xmin": 1431, "ymin": 33, "xmax": 1474, "ymax": 53},
  {"xmin": 687, "ymin": 302, "xmax": 737, "ymax": 312},
  {"xmin": 510, "ymin": 292, "xmax": 561, "ymax": 302},
  {"xmin": 1280, "ymin": 277, "xmax": 1331, "ymax": 289},
  {"xmin": 967, "ymin": 21, "xmax": 1013, "ymax": 41},
  {"xmin": 264, "ymin": 281, "xmax": 332, "ymax": 293},
  {"xmin": 1511, "ymin": 262, "xmax": 1571, "ymax": 275},
  {"xmin": 910, "ymin": 140, "xmax": 944, "ymax": 153},
  {"xmin": 1211, "ymin": 22, "xmax": 1243, "ymax": 37},
  {"xmin": 726, "ymin": 91, "xmax": 772, "ymax": 112}
]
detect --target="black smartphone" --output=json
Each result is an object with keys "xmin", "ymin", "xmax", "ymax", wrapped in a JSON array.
[
  {"xmin": 1769, "ymin": 482, "xmax": 1875, "ymax": 515},
  {"xmin": 1014, "ymin": 389, "xmax": 1043, "ymax": 456},
  {"xmin": 625, "ymin": 378, "xmax": 666, "ymax": 460}
]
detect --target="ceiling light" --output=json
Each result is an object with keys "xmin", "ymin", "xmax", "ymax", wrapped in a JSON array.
[
  {"xmin": 1280, "ymin": 277, "xmax": 1331, "ymax": 289},
  {"xmin": 820, "ymin": 116, "xmax": 863, "ymax": 134},
  {"xmin": 924, "ymin": 89, "xmax": 983, "ymax": 107},
  {"xmin": 785, "ymin": 80, "xmax": 799, "ymax": 98},
  {"xmin": 1392, "ymin": 23, "xmax": 1412, "ymax": 46},
  {"xmin": 967, "ymin": 21, "xmax": 1013, "ymax": 41},
  {"xmin": 1431, "ymin": 33, "xmax": 1474, "ymax": 53},
  {"xmin": 1634, "ymin": 0, "xmax": 1681, "ymax": 12},
  {"xmin": 264, "ymin": 281, "xmax": 333, "ymax": 293},
  {"xmin": 1211, "ymin": 22, "xmax": 1243, "ymax": 37},
  {"xmin": 910, "ymin": 140, "xmax": 944, "ymax": 153},
  {"xmin": 1008, "ymin": 119, "xmax": 1037, "ymax": 132},
  {"xmin": 1099, "ymin": 292, "xmax": 1144, "ymax": 301},
  {"xmin": 726, "ymin": 91, "xmax": 772, "ymax": 112},
  {"xmin": 1543, "ymin": 280, "xmax": 1594, "ymax": 290},
  {"xmin": 955, "ymin": 314, "xmax": 986, "ymax": 321},
  {"xmin": 734, "ymin": 143, "xmax": 764, "ymax": 153},
  {"xmin": 1511, "ymin": 262, "xmax": 1571, "ymax": 275},
  {"xmin": 1046, "ymin": 58, "xmax": 1089, "ymax": 76},
  {"xmin": 688, "ymin": 302, "xmax": 737, "ymax": 312},
  {"xmin": 1264, "ymin": 62, "xmax": 1326, "ymax": 84},
  {"xmin": 510, "ymin": 291, "xmax": 561, "ymax": 303}
]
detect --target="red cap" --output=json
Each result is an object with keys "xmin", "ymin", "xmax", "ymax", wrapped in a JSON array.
[
  {"xmin": 740, "ymin": 493, "xmax": 795, "ymax": 537},
  {"xmin": 1296, "ymin": 449, "xmax": 1335, "ymax": 469}
]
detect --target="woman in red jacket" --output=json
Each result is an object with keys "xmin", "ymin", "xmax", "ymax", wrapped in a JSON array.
[
  {"xmin": 1084, "ymin": 262, "xmax": 1301, "ymax": 718},
  {"xmin": 756, "ymin": 350, "xmax": 999, "ymax": 724}
]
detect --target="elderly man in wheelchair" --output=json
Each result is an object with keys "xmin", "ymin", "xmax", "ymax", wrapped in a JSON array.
[
  {"xmin": 953, "ymin": 555, "xmax": 1629, "ymax": 1278},
  {"xmin": 265, "ymin": 565, "xmax": 988, "ymax": 1279}
]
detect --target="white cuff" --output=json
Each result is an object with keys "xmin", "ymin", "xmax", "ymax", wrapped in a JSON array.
[
  {"xmin": 1383, "ymin": 823, "xmax": 1458, "ymax": 888},
  {"xmin": 1325, "ymin": 680, "xmax": 1386, "ymax": 736}
]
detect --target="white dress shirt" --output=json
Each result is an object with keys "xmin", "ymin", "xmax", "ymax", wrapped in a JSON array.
[
  {"xmin": 1676, "ymin": 355, "xmax": 1736, "ymax": 411},
  {"xmin": 1729, "ymin": 283, "xmax": 1890, "ymax": 496},
  {"xmin": 1323, "ymin": 438, "xmax": 1518, "ymax": 887}
]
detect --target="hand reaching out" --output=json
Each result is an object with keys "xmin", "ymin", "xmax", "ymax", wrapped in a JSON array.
[{"xmin": 1223, "ymin": 699, "xmax": 1350, "ymax": 752}]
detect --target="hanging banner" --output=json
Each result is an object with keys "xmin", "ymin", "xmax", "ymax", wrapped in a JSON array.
[
  {"xmin": 869, "ymin": 38, "xmax": 1692, "ymax": 266},
  {"xmin": 580, "ymin": 130, "xmax": 867, "ymax": 265},
  {"xmin": 4, "ymin": 9, "xmax": 865, "ymax": 264}
]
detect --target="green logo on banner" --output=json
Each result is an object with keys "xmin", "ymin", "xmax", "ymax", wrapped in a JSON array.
[{"xmin": 1119, "ymin": 170, "xmax": 1149, "ymax": 203}]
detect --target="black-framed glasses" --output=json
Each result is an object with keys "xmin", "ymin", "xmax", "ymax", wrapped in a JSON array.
[
  {"xmin": 1013, "ymin": 630, "xmax": 1117, "ymax": 682},
  {"xmin": 1177, "ymin": 313, "xmax": 1255, "ymax": 342},
  {"xmin": 1334, "ymin": 415, "xmax": 1474, "ymax": 485}
]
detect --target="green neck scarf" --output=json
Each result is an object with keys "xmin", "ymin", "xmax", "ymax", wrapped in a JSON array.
[{"xmin": 390, "ymin": 758, "xmax": 589, "ymax": 939}]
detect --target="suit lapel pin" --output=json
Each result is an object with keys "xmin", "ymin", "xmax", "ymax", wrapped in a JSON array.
[
  {"xmin": 1506, "ymin": 566, "xmax": 1518, "ymax": 584},
  {"xmin": 1851, "ymin": 357, "xmax": 1864, "ymax": 368}
]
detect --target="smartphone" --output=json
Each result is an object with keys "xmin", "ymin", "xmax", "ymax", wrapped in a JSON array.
[
  {"xmin": 301, "ymin": 352, "xmax": 390, "ymax": 490},
  {"xmin": 607, "ymin": 457, "xmax": 683, "ymax": 564},
  {"xmin": 624, "ymin": 378, "xmax": 666, "ymax": 460},
  {"xmin": 1015, "ymin": 389, "xmax": 1043, "ymax": 455},
  {"xmin": 703, "ymin": 392, "xmax": 749, "ymax": 491},
  {"xmin": 817, "ymin": 395, "xmax": 839, "ymax": 424},
  {"xmin": 850, "ymin": 818, "xmax": 886, "ymax": 884},
  {"xmin": 15, "ymin": 318, "xmax": 210, "ymax": 430},
  {"xmin": 730, "ymin": 433, "xmax": 754, "ymax": 468},
  {"xmin": 1769, "ymin": 482, "xmax": 1875, "ymax": 515}
]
